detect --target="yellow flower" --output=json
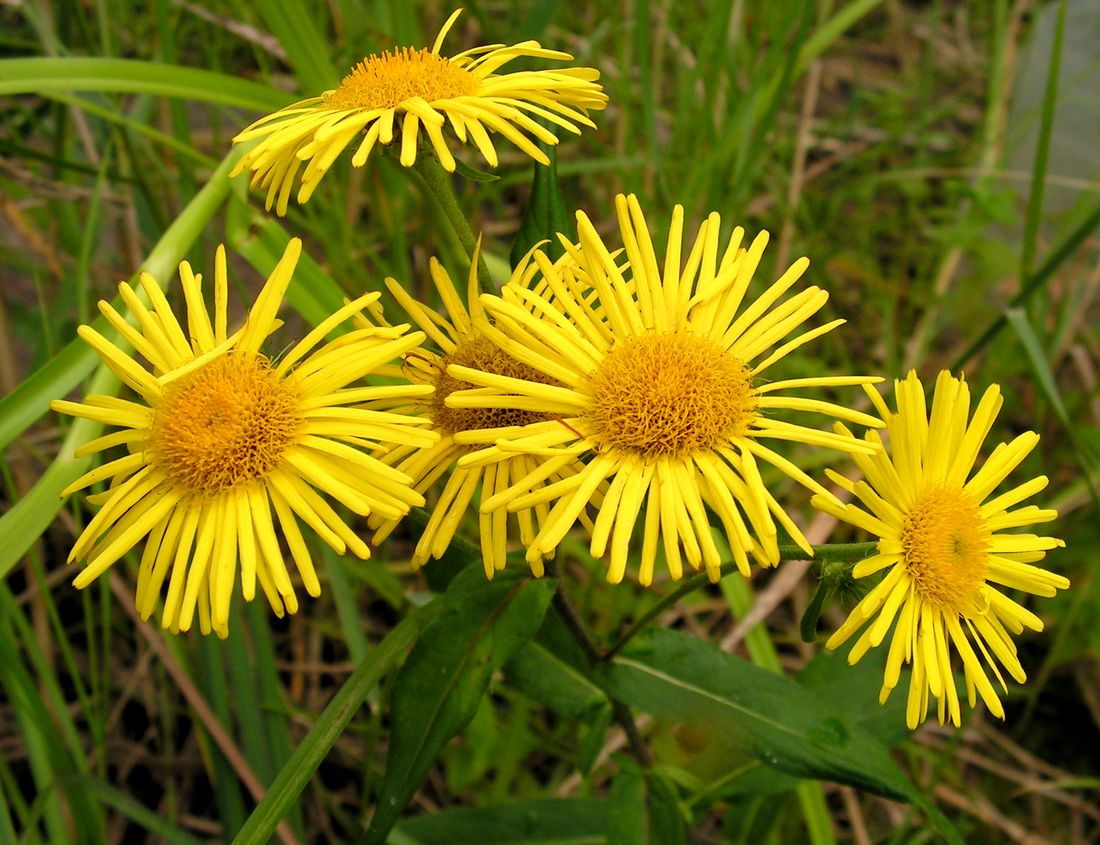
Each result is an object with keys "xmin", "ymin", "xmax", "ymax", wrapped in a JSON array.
[
  {"xmin": 230, "ymin": 9, "xmax": 608, "ymax": 215},
  {"xmin": 813, "ymin": 370, "xmax": 1068, "ymax": 728},
  {"xmin": 367, "ymin": 243, "xmax": 590, "ymax": 578},
  {"xmin": 446, "ymin": 194, "xmax": 884, "ymax": 585},
  {"xmin": 51, "ymin": 240, "xmax": 436, "ymax": 637}
]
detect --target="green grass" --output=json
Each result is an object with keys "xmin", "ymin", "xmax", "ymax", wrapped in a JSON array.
[{"xmin": 1, "ymin": 0, "xmax": 1098, "ymax": 842}]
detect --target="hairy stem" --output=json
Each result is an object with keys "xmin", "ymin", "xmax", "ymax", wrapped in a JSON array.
[
  {"xmin": 545, "ymin": 558, "xmax": 653, "ymax": 767},
  {"xmin": 411, "ymin": 154, "xmax": 495, "ymax": 294}
]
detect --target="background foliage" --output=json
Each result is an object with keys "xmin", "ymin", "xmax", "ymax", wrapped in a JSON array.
[{"xmin": 1, "ymin": 0, "xmax": 1098, "ymax": 842}]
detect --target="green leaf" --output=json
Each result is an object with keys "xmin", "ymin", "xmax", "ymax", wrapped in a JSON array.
[
  {"xmin": 230, "ymin": 603, "xmax": 440, "ymax": 845},
  {"xmin": 390, "ymin": 798, "xmax": 608, "ymax": 845},
  {"xmin": 453, "ymin": 157, "xmax": 501, "ymax": 183},
  {"xmin": 64, "ymin": 777, "xmax": 204, "ymax": 845},
  {"xmin": 1005, "ymin": 306, "xmax": 1100, "ymax": 510},
  {"xmin": 230, "ymin": 217, "xmax": 348, "ymax": 328},
  {"xmin": 0, "ymin": 58, "xmax": 293, "ymax": 111},
  {"xmin": 506, "ymin": 635, "xmax": 614, "ymax": 776},
  {"xmin": 257, "ymin": 0, "xmax": 340, "ymax": 95},
  {"xmin": 0, "ymin": 153, "xmax": 244, "ymax": 581},
  {"xmin": 362, "ymin": 568, "xmax": 556, "ymax": 844},
  {"xmin": 799, "ymin": 578, "xmax": 829, "ymax": 643},
  {"xmin": 608, "ymin": 759, "xmax": 686, "ymax": 845},
  {"xmin": 601, "ymin": 628, "xmax": 962, "ymax": 844},
  {"xmin": 509, "ymin": 144, "xmax": 573, "ymax": 268},
  {"xmin": 505, "ymin": 639, "xmax": 609, "ymax": 718},
  {"xmin": 795, "ymin": 649, "xmax": 910, "ymax": 748}
]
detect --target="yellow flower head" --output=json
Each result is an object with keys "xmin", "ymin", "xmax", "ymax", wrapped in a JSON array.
[
  {"xmin": 51, "ymin": 240, "xmax": 437, "ymax": 637},
  {"xmin": 230, "ymin": 9, "xmax": 608, "ymax": 215},
  {"xmin": 446, "ymin": 194, "xmax": 884, "ymax": 585},
  {"xmin": 366, "ymin": 243, "xmax": 591, "ymax": 578},
  {"xmin": 813, "ymin": 370, "xmax": 1068, "ymax": 728}
]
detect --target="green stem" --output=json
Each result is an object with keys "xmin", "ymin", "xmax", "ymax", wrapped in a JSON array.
[
  {"xmin": 411, "ymin": 155, "xmax": 495, "ymax": 295},
  {"xmin": 544, "ymin": 559, "xmax": 653, "ymax": 767},
  {"xmin": 602, "ymin": 541, "xmax": 877, "ymax": 661}
]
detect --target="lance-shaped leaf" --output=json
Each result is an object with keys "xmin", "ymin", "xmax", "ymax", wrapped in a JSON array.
[
  {"xmin": 363, "ymin": 568, "xmax": 556, "ymax": 842},
  {"xmin": 608, "ymin": 758, "xmax": 686, "ymax": 845},
  {"xmin": 600, "ymin": 628, "xmax": 961, "ymax": 844},
  {"xmin": 509, "ymin": 136, "xmax": 573, "ymax": 267}
]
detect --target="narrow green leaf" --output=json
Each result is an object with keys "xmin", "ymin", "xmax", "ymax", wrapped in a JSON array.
[
  {"xmin": 795, "ymin": 0, "xmax": 888, "ymax": 74},
  {"xmin": 799, "ymin": 579, "xmax": 829, "ymax": 643},
  {"xmin": 951, "ymin": 201, "xmax": 1100, "ymax": 369},
  {"xmin": 0, "ymin": 399, "xmax": 106, "ymax": 583},
  {"xmin": 452, "ymin": 157, "xmax": 500, "ymax": 183},
  {"xmin": 602, "ymin": 628, "xmax": 962, "ymax": 844},
  {"xmin": 0, "ymin": 58, "xmax": 293, "ymax": 111},
  {"xmin": 510, "ymin": 144, "xmax": 573, "ymax": 268},
  {"xmin": 362, "ymin": 569, "xmax": 556, "ymax": 844},
  {"xmin": 1004, "ymin": 308, "xmax": 1071, "ymax": 427},
  {"xmin": 608, "ymin": 760, "xmax": 686, "ymax": 845},
  {"xmin": 257, "ymin": 0, "xmax": 340, "ymax": 95},
  {"xmin": 0, "ymin": 150, "xmax": 242, "ymax": 456},
  {"xmin": 231, "ymin": 602, "xmax": 440, "ymax": 845},
  {"xmin": 68, "ymin": 777, "xmax": 204, "ymax": 845},
  {"xmin": 1019, "ymin": 0, "xmax": 1067, "ymax": 282},
  {"xmin": 391, "ymin": 798, "xmax": 608, "ymax": 845},
  {"xmin": 506, "ymin": 635, "xmax": 613, "ymax": 776},
  {"xmin": 230, "ymin": 217, "xmax": 349, "ymax": 327},
  {"xmin": 0, "ymin": 603, "xmax": 105, "ymax": 843},
  {"xmin": 194, "ymin": 636, "xmax": 248, "ymax": 839},
  {"xmin": 0, "ymin": 153, "xmax": 243, "ymax": 580},
  {"xmin": 1004, "ymin": 307, "xmax": 1100, "ymax": 511}
]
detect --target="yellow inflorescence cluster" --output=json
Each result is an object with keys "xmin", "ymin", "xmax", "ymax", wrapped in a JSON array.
[{"xmin": 53, "ymin": 9, "xmax": 1066, "ymax": 730}]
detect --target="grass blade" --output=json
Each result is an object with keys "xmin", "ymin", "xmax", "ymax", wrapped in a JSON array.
[
  {"xmin": 230, "ymin": 601, "xmax": 442, "ymax": 845},
  {"xmin": 0, "ymin": 57, "xmax": 292, "ymax": 111},
  {"xmin": 1019, "ymin": 0, "xmax": 1067, "ymax": 282},
  {"xmin": 257, "ymin": 0, "xmax": 340, "ymax": 95}
]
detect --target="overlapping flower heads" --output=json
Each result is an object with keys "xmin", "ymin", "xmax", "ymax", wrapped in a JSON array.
[
  {"xmin": 52, "ymin": 240, "xmax": 436, "ymax": 637},
  {"xmin": 445, "ymin": 194, "xmax": 885, "ymax": 585},
  {"xmin": 813, "ymin": 371, "xmax": 1068, "ymax": 727},
  {"xmin": 366, "ymin": 244, "xmax": 595, "ymax": 578},
  {"xmin": 231, "ymin": 9, "xmax": 607, "ymax": 214}
]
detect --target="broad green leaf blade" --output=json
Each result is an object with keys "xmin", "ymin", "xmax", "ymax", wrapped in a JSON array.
[
  {"xmin": 505, "ymin": 639, "xmax": 609, "ymax": 718},
  {"xmin": 608, "ymin": 760, "xmax": 686, "ymax": 845},
  {"xmin": 230, "ymin": 602, "xmax": 440, "ymax": 845},
  {"xmin": 362, "ymin": 568, "xmax": 556, "ymax": 844},
  {"xmin": 506, "ymin": 634, "xmax": 614, "ymax": 776},
  {"xmin": 510, "ymin": 143, "xmax": 573, "ymax": 268},
  {"xmin": 0, "ymin": 58, "xmax": 293, "ymax": 111},
  {"xmin": 391, "ymin": 798, "xmax": 608, "ymax": 845},
  {"xmin": 601, "ymin": 628, "xmax": 961, "ymax": 844}
]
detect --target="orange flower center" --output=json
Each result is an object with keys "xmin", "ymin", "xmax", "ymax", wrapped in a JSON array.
[
  {"xmin": 901, "ymin": 485, "xmax": 991, "ymax": 613},
  {"xmin": 587, "ymin": 332, "xmax": 756, "ymax": 457},
  {"xmin": 324, "ymin": 48, "xmax": 478, "ymax": 111},
  {"xmin": 151, "ymin": 354, "xmax": 302, "ymax": 494},
  {"xmin": 432, "ymin": 334, "xmax": 554, "ymax": 435}
]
